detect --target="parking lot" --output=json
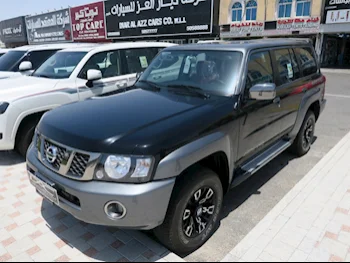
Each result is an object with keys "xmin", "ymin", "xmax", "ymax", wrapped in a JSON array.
[{"xmin": 0, "ymin": 71, "xmax": 349, "ymax": 262}]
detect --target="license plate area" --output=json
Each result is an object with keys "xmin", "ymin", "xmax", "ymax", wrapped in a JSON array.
[{"xmin": 29, "ymin": 172, "xmax": 59, "ymax": 206}]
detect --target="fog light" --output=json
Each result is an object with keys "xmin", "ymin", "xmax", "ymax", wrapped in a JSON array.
[
  {"xmin": 96, "ymin": 170, "xmax": 104, "ymax": 180},
  {"xmin": 104, "ymin": 201, "xmax": 126, "ymax": 220}
]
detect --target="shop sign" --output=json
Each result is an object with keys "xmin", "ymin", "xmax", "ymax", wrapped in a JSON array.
[
  {"xmin": 276, "ymin": 17, "xmax": 320, "ymax": 32},
  {"xmin": 0, "ymin": 17, "xmax": 27, "ymax": 43},
  {"xmin": 70, "ymin": 2, "xmax": 106, "ymax": 41},
  {"xmin": 324, "ymin": 0, "xmax": 350, "ymax": 24},
  {"xmin": 229, "ymin": 21, "xmax": 264, "ymax": 36},
  {"xmin": 104, "ymin": 0, "xmax": 214, "ymax": 39},
  {"xmin": 26, "ymin": 9, "xmax": 72, "ymax": 44}
]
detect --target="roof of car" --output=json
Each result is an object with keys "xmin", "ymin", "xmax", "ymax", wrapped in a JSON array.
[
  {"xmin": 165, "ymin": 38, "xmax": 313, "ymax": 52},
  {"xmin": 59, "ymin": 42, "xmax": 177, "ymax": 53},
  {"xmin": 0, "ymin": 48, "xmax": 8, "ymax": 54},
  {"xmin": 12, "ymin": 43, "xmax": 99, "ymax": 52}
]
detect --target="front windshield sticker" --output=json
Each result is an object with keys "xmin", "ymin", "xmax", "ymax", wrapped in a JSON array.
[
  {"xmin": 287, "ymin": 63, "xmax": 294, "ymax": 79},
  {"xmin": 183, "ymin": 57, "xmax": 192, "ymax": 74},
  {"xmin": 139, "ymin": 56, "xmax": 148, "ymax": 69}
]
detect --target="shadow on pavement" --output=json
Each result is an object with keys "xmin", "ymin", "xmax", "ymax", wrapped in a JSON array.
[
  {"xmin": 40, "ymin": 200, "xmax": 169, "ymax": 262},
  {"xmin": 0, "ymin": 151, "xmax": 25, "ymax": 166}
]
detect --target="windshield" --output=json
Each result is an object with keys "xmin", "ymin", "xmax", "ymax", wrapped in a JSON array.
[
  {"xmin": 139, "ymin": 50, "xmax": 243, "ymax": 96},
  {"xmin": 0, "ymin": 51, "xmax": 26, "ymax": 71},
  {"xmin": 33, "ymin": 51, "xmax": 87, "ymax": 79}
]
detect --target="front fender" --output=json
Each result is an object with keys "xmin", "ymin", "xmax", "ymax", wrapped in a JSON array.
[{"xmin": 153, "ymin": 131, "xmax": 234, "ymax": 182}]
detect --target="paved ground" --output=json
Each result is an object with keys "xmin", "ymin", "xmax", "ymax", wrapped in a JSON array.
[
  {"xmin": 222, "ymin": 127, "xmax": 350, "ymax": 262},
  {"xmin": 0, "ymin": 72, "xmax": 349, "ymax": 262},
  {"xmin": 185, "ymin": 72, "xmax": 350, "ymax": 262}
]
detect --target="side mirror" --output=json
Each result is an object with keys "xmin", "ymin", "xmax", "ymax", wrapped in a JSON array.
[
  {"xmin": 86, "ymin": 69, "xmax": 102, "ymax": 88},
  {"xmin": 19, "ymin": 61, "xmax": 33, "ymax": 72},
  {"xmin": 249, "ymin": 83, "xmax": 277, "ymax": 101}
]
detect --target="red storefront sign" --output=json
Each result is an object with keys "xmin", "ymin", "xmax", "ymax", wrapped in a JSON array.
[
  {"xmin": 230, "ymin": 22, "xmax": 264, "ymax": 35},
  {"xmin": 276, "ymin": 17, "xmax": 320, "ymax": 32},
  {"xmin": 70, "ymin": 2, "xmax": 106, "ymax": 41}
]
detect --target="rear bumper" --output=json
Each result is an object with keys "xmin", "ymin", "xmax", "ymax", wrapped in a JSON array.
[
  {"xmin": 27, "ymin": 145, "xmax": 175, "ymax": 230},
  {"xmin": 320, "ymin": 99, "xmax": 327, "ymax": 115}
]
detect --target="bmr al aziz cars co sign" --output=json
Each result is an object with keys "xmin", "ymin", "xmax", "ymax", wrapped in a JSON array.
[
  {"xmin": 104, "ymin": 0, "xmax": 214, "ymax": 39},
  {"xmin": 324, "ymin": 0, "xmax": 350, "ymax": 24},
  {"xmin": 25, "ymin": 9, "xmax": 72, "ymax": 44},
  {"xmin": 70, "ymin": 2, "xmax": 107, "ymax": 41}
]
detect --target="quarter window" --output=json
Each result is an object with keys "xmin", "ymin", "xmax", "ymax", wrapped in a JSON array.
[
  {"xmin": 246, "ymin": 0, "xmax": 258, "ymax": 21},
  {"xmin": 278, "ymin": 0, "xmax": 293, "ymax": 18},
  {"xmin": 295, "ymin": 47, "xmax": 318, "ymax": 76},
  {"xmin": 273, "ymin": 49, "xmax": 300, "ymax": 85},
  {"xmin": 246, "ymin": 51, "xmax": 274, "ymax": 91},
  {"xmin": 232, "ymin": 2, "xmax": 243, "ymax": 22},
  {"xmin": 296, "ymin": 0, "xmax": 311, "ymax": 17}
]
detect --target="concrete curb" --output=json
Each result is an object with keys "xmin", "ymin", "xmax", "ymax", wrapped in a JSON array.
[
  {"xmin": 321, "ymin": 68, "xmax": 350, "ymax": 74},
  {"xmin": 221, "ymin": 130, "xmax": 350, "ymax": 262}
]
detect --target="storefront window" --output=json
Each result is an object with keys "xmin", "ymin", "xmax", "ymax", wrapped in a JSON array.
[
  {"xmin": 296, "ymin": 0, "xmax": 311, "ymax": 17},
  {"xmin": 278, "ymin": 0, "xmax": 292, "ymax": 18},
  {"xmin": 246, "ymin": 0, "xmax": 258, "ymax": 21},
  {"xmin": 232, "ymin": 2, "xmax": 243, "ymax": 22}
]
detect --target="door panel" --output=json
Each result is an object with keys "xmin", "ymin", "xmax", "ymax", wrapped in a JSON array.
[{"xmin": 238, "ymin": 50, "xmax": 283, "ymax": 162}]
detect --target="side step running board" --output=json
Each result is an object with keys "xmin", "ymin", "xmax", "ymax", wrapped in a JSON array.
[{"xmin": 231, "ymin": 140, "xmax": 292, "ymax": 188}]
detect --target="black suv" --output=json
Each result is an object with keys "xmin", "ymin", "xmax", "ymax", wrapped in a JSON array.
[{"xmin": 27, "ymin": 39, "xmax": 326, "ymax": 254}]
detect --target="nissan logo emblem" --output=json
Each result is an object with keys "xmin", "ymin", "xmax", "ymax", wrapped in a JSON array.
[{"xmin": 46, "ymin": 146, "xmax": 58, "ymax": 164}]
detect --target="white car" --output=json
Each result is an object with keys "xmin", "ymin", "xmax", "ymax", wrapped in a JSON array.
[
  {"xmin": 0, "ymin": 41, "xmax": 175, "ymax": 156},
  {"xmin": 0, "ymin": 48, "xmax": 8, "ymax": 58},
  {"xmin": 0, "ymin": 43, "xmax": 98, "ymax": 80}
]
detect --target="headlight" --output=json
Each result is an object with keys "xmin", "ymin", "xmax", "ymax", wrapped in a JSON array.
[
  {"xmin": 0, "ymin": 102, "xmax": 9, "ymax": 114},
  {"xmin": 99, "ymin": 155, "xmax": 153, "ymax": 183}
]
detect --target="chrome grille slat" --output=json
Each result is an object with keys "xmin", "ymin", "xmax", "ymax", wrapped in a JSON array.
[
  {"xmin": 69, "ymin": 153, "xmax": 90, "ymax": 177},
  {"xmin": 43, "ymin": 140, "xmax": 66, "ymax": 170}
]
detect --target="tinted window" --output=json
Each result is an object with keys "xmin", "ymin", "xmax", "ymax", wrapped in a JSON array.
[
  {"xmin": 26, "ymin": 50, "xmax": 58, "ymax": 69},
  {"xmin": 33, "ymin": 51, "xmax": 87, "ymax": 79},
  {"xmin": 124, "ymin": 48, "xmax": 161, "ymax": 74},
  {"xmin": 79, "ymin": 51, "xmax": 122, "ymax": 80},
  {"xmin": 140, "ymin": 50, "xmax": 243, "ymax": 96},
  {"xmin": 0, "ymin": 51, "xmax": 26, "ymax": 71},
  {"xmin": 0, "ymin": 54, "xmax": 4, "ymax": 58},
  {"xmin": 246, "ymin": 51, "xmax": 274, "ymax": 90},
  {"xmin": 274, "ymin": 48, "xmax": 300, "ymax": 85},
  {"xmin": 295, "ymin": 47, "xmax": 318, "ymax": 76}
]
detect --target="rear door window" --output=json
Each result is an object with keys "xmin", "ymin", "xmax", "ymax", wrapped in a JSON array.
[
  {"xmin": 295, "ymin": 47, "xmax": 318, "ymax": 77},
  {"xmin": 273, "ymin": 48, "xmax": 300, "ymax": 85},
  {"xmin": 123, "ymin": 48, "xmax": 163, "ymax": 74},
  {"xmin": 246, "ymin": 51, "xmax": 274, "ymax": 90}
]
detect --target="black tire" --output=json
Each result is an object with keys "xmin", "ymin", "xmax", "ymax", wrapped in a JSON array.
[
  {"xmin": 290, "ymin": 110, "xmax": 316, "ymax": 157},
  {"xmin": 15, "ymin": 120, "xmax": 38, "ymax": 157},
  {"xmin": 154, "ymin": 166, "xmax": 223, "ymax": 255}
]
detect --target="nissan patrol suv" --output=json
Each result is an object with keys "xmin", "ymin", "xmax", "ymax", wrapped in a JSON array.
[{"xmin": 27, "ymin": 39, "xmax": 326, "ymax": 254}]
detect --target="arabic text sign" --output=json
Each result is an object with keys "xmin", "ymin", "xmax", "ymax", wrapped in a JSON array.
[
  {"xmin": 105, "ymin": 0, "xmax": 213, "ymax": 39},
  {"xmin": 326, "ymin": 9, "xmax": 350, "ymax": 23},
  {"xmin": 0, "ymin": 16, "xmax": 27, "ymax": 43},
  {"xmin": 26, "ymin": 9, "xmax": 72, "ymax": 44},
  {"xmin": 71, "ymin": 2, "xmax": 106, "ymax": 41},
  {"xmin": 230, "ymin": 22, "xmax": 264, "ymax": 36},
  {"xmin": 277, "ymin": 17, "xmax": 320, "ymax": 31}
]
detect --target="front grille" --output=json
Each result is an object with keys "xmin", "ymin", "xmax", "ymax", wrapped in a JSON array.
[
  {"xmin": 43, "ymin": 140, "xmax": 67, "ymax": 170},
  {"xmin": 69, "ymin": 153, "xmax": 90, "ymax": 177}
]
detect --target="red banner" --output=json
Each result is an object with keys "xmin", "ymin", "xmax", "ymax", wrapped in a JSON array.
[{"xmin": 70, "ymin": 2, "xmax": 106, "ymax": 41}]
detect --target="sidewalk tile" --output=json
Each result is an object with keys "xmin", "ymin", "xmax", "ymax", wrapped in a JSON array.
[
  {"xmin": 9, "ymin": 253, "xmax": 33, "ymax": 262},
  {"xmin": 221, "ymin": 254, "xmax": 239, "ymax": 262},
  {"xmin": 118, "ymin": 240, "xmax": 148, "ymax": 261},
  {"xmin": 298, "ymin": 237, "xmax": 317, "ymax": 254},
  {"xmin": 241, "ymin": 246, "xmax": 263, "ymax": 262},
  {"xmin": 329, "ymin": 255, "xmax": 344, "ymax": 262},
  {"xmin": 319, "ymin": 238, "xmax": 348, "ymax": 259},
  {"xmin": 288, "ymin": 249, "xmax": 309, "ymax": 262},
  {"xmin": 264, "ymin": 239, "xmax": 295, "ymax": 261},
  {"xmin": 258, "ymin": 252, "xmax": 280, "ymax": 262},
  {"xmin": 307, "ymin": 247, "xmax": 331, "ymax": 262}
]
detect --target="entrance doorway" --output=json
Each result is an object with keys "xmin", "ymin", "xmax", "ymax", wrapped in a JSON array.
[{"xmin": 322, "ymin": 34, "xmax": 350, "ymax": 68}]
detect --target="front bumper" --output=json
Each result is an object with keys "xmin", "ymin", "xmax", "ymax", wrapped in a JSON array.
[
  {"xmin": 27, "ymin": 146, "xmax": 175, "ymax": 230},
  {"xmin": 0, "ymin": 114, "xmax": 15, "ymax": 151}
]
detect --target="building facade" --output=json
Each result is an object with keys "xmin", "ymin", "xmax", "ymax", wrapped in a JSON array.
[{"xmin": 220, "ymin": 0, "xmax": 322, "ymax": 42}]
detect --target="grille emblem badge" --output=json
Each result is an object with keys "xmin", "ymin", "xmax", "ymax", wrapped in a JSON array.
[{"xmin": 46, "ymin": 146, "xmax": 58, "ymax": 164}]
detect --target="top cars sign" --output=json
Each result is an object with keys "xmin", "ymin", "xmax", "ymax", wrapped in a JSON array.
[
  {"xmin": 26, "ymin": 9, "xmax": 72, "ymax": 44},
  {"xmin": 104, "ymin": 0, "xmax": 214, "ymax": 39},
  {"xmin": 70, "ymin": 2, "xmax": 107, "ymax": 41},
  {"xmin": 0, "ymin": 16, "xmax": 27, "ymax": 43}
]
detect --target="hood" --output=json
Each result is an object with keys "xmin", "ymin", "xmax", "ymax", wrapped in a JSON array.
[
  {"xmin": 38, "ymin": 88, "xmax": 236, "ymax": 155},
  {"xmin": 0, "ymin": 71, "xmax": 22, "ymax": 80},
  {"xmin": 0, "ymin": 76, "xmax": 59, "ymax": 102}
]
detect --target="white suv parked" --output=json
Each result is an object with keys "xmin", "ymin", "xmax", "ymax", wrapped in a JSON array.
[
  {"xmin": 0, "ymin": 43, "xmax": 98, "ymax": 80},
  {"xmin": 0, "ymin": 42, "xmax": 175, "ymax": 156},
  {"xmin": 0, "ymin": 48, "xmax": 8, "ymax": 58}
]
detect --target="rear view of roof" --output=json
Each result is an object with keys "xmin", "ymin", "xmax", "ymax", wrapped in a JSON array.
[
  {"xmin": 60, "ymin": 41, "xmax": 176, "ymax": 53},
  {"xmin": 167, "ymin": 38, "xmax": 313, "ymax": 52}
]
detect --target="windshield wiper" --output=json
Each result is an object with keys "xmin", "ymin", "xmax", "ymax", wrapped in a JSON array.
[
  {"xmin": 34, "ymin": 74, "xmax": 51, "ymax": 79},
  {"xmin": 167, "ymin": 84, "xmax": 211, "ymax": 99},
  {"xmin": 138, "ymin": 80, "xmax": 162, "ymax": 91}
]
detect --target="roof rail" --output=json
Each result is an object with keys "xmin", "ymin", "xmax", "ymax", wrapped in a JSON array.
[{"xmin": 262, "ymin": 37, "xmax": 312, "ymax": 43}]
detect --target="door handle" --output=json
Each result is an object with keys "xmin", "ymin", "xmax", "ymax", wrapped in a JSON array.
[{"xmin": 273, "ymin": 97, "xmax": 281, "ymax": 107}]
